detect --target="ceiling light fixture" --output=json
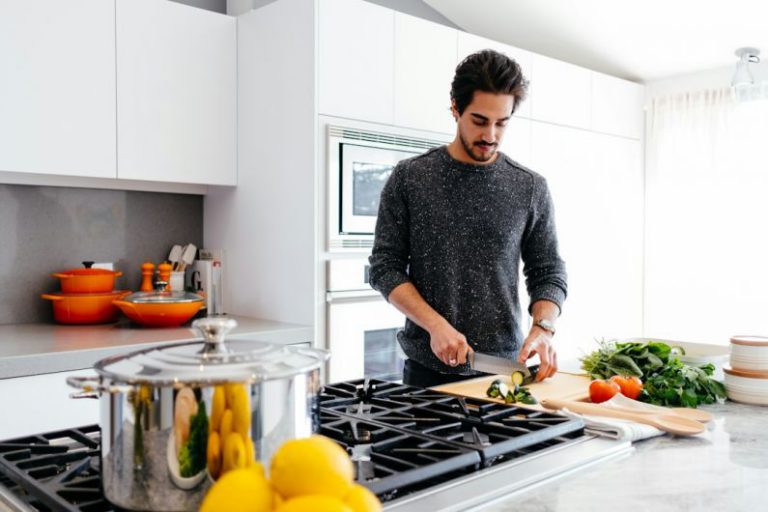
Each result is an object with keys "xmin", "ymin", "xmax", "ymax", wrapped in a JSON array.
[{"xmin": 731, "ymin": 47, "xmax": 760, "ymax": 88}]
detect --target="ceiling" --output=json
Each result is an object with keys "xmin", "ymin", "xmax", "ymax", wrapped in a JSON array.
[{"xmin": 422, "ymin": 0, "xmax": 768, "ymax": 83}]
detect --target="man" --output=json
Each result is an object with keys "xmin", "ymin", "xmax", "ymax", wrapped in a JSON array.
[{"xmin": 368, "ymin": 50, "xmax": 567, "ymax": 388}]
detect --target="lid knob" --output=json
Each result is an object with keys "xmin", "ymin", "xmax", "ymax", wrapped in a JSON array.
[{"xmin": 193, "ymin": 316, "xmax": 238, "ymax": 355}]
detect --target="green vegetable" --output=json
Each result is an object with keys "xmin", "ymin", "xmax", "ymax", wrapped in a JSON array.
[
  {"xmin": 511, "ymin": 371, "xmax": 525, "ymax": 387},
  {"xmin": 180, "ymin": 400, "xmax": 208, "ymax": 477},
  {"xmin": 580, "ymin": 339, "xmax": 726, "ymax": 408},
  {"xmin": 503, "ymin": 386, "xmax": 537, "ymax": 405}
]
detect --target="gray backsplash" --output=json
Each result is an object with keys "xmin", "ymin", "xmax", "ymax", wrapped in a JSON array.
[{"xmin": 0, "ymin": 184, "xmax": 203, "ymax": 324}]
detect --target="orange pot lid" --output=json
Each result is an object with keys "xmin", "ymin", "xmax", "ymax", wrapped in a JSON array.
[
  {"xmin": 44, "ymin": 290, "xmax": 131, "ymax": 299},
  {"xmin": 59, "ymin": 268, "xmax": 119, "ymax": 276},
  {"xmin": 730, "ymin": 335, "xmax": 768, "ymax": 347}
]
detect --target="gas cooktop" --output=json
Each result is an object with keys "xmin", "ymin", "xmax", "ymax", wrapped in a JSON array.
[{"xmin": 0, "ymin": 379, "xmax": 631, "ymax": 512}]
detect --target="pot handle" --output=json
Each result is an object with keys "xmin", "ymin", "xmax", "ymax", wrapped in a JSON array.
[
  {"xmin": 193, "ymin": 316, "xmax": 238, "ymax": 355},
  {"xmin": 41, "ymin": 293, "xmax": 63, "ymax": 301},
  {"xmin": 66, "ymin": 375, "xmax": 133, "ymax": 397},
  {"xmin": 112, "ymin": 300, "xmax": 136, "ymax": 312},
  {"xmin": 114, "ymin": 271, "xmax": 123, "ymax": 278},
  {"xmin": 51, "ymin": 273, "xmax": 72, "ymax": 279}
]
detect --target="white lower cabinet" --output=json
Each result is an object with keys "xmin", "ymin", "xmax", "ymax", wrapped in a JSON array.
[{"xmin": 0, "ymin": 369, "xmax": 99, "ymax": 440}]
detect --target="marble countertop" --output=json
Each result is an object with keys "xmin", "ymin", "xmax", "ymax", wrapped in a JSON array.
[
  {"xmin": 482, "ymin": 400, "xmax": 768, "ymax": 512},
  {"xmin": 0, "ymin": 316, "xmax": 312, "ymax": 379}
]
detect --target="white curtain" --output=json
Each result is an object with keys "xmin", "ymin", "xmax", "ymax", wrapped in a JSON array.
[{"xmin": 645, "ymin": 85, "xmax": 768, "ymax": 343}]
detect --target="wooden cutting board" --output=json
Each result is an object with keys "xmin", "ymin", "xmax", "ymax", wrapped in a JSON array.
[{"xmin": 431, "ymin": 371, "xmax": 591, "ymax": 410}]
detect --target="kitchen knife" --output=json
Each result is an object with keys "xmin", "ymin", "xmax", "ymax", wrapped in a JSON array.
[{"xmin": 469, "ymin": 351, "xmax": 532, "ymax": 378}]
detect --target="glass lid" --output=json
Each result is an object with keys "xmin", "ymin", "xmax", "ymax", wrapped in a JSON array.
[
  {"xmin": 93, "ymin": 317, "xmax": 328, "ymax": 385},
  {"xmin": 121, "ymin": 287, "xmax": 204, "ymax": 304}
]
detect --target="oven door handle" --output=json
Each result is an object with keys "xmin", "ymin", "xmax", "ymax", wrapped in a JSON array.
[{"xmin": 326, "ymin": 289, "xmax": 383, "ymax": 303}]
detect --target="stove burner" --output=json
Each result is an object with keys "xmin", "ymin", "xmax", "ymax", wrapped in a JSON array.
[{"xmin": 463, "ymin": 427, "xmax": 491, "ymax": 447}]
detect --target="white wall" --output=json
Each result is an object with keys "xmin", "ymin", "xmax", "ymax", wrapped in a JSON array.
[{"xmin": 645, "ymin": 62, "xmax": 768, "ymax": 99}]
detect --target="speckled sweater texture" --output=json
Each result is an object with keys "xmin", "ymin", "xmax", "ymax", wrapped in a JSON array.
[{"xmin": 369, "ymin": 146, "xmax": 567, "ymax": 375}]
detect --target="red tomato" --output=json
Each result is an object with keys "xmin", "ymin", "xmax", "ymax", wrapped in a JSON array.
[
  {"xmin": 609, "ymin": 375, "xmax": 644, "ymax": 400},
  {"xmin": 589, "ymin": 379, "xmax": 621, "ymax": 403}
]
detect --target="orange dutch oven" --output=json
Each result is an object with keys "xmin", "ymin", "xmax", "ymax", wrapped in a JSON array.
[
  {"xmin": 41, "ymin": 291, "xmax": 131, "ymax": 324},
  {"xmin": 113, "ymin": 286, "xmax": 204, "ymax": 327},
  {"xmin": 52, "ymin": 267, "xmax": 123, "ymax": 293}
]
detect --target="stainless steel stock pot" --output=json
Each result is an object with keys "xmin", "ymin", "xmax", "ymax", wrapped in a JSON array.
[{"xmin": 67, "ymin": 316, "xmax": 328, "ymax": 511}]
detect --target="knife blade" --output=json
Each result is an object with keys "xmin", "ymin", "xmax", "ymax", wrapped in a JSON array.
[{"xmin": 469, "ymin": 351, "xmax": 532, "ymax": 378}]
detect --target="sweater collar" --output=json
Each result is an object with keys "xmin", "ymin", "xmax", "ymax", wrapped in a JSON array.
[{"xmin": 437, "ymin": 145, "xmax": 505, "ymax": 173}]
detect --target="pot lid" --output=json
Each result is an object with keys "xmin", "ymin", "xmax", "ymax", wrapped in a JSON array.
[
  {"xmin": 93, "ymin": 317, "xmax": 329, "ymax": 385},
  {"xmin": 121, "ymin": 287, "xmax": 204, "ymax": 304},
  {"xmin": 42, "ymin": 290, "xmax": 131, "ymax": 299}
]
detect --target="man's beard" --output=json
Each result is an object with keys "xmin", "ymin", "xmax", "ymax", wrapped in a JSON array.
[{"xmin": 459, "ymin": 132, "xmax": 497, "ymax": 163}]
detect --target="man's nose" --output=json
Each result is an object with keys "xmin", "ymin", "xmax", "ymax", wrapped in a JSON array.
[{"xmin": 482, "ymin": 125, "xmax": 497, "ymax": 143}]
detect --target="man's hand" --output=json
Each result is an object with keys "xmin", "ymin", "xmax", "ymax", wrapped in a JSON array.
[
  {"xmin": 518, "ymin": 327, "xmax": 557, "ymax": 381},
  {"xmin": 428, "ymin": 319, "xmax": 473, "ymax": 367}
]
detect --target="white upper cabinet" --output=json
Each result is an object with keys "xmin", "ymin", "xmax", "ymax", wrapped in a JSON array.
[
  {"xmin": 0, "ymin": 0, "xmax": 116, "ymax": 178},
  {"xmin": 591, "ymin": 72, "xmax": 644, "ymax": 139},
  {"xmin": 394, "ymin": 13, "xmax": 458, "ymax": 135},
  {"xmin": 530, "ymin": 54, "xmax": 591, "ymax": 129},
  {"xmin": 116, "ymin": 0, "xmax": 236, "ymax": 185},
  {"xmin": 318, "ymin": 0, "xmax": 394, "ymax": 124},
  {"xmin": 499, "ymin": 116, "xmax": 532, "ymax": 168},
  {"xmin": 456, "ymin": 32, "xmax": 532, "ymax": 119}
]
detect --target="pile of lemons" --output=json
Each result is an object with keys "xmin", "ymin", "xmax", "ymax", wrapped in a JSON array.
[
  {"xmin": 200, "ymin": 435, "xmax": 381, "ymax": 512},
  {"xmin": 207, "ymin": 384, "xmax": 256, "ymax": 479}
]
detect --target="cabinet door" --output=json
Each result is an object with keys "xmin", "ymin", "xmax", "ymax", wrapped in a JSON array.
[
  {"xmin": 116, "ymin": 0, "xmax": 236, "ymax": 185},
  {"xmin": 530, "ymin": 54, "xmax": 591, "ymax": 129},
  {"xmin": 394, "ymin": 13, "xmax": 457, "ymax": 135},
  {"xmin": 457, "ymin": 32, "xmax": 532, "ymax": 119},
  {"xmin": 0, "ymin": 0, "xmax": 116, "ymax": 178},
  {"xmin": 530, "ymin": 122, "xmax": 642, "ymax": 361},
  {"xmin": 591, "ymin": 72, "xmax": 644, "ymax": 139},
  {"xmin": 318, "ymin": 0, "xmax": 394, "ymax": 124},
  {"xmin": 499, "ymin": 116, "xmax": 532, "ymax": 168},
  {"xmin": 0, "ymin": 369, "xmax": 99, "ymax": 440}
]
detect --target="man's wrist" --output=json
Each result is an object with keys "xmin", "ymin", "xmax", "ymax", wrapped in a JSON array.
[{"xmin": 533, "ymin": 318, "xmax": 556, "ymax": 336}]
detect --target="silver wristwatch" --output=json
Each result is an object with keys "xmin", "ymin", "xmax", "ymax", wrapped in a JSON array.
[{"xmin": 535, "ymin": 318, "xmax": 556, "ymax": 335}]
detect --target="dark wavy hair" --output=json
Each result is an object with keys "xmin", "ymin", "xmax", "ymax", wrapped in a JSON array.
[{"xmin": 450, "ymin": 49, "xmax": 529, "ymax": 116}]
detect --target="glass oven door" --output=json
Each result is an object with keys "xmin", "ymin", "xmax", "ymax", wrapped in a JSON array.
[{"xmin": 327, "ymin": 293, "xmax": 406, "ymax": 383}]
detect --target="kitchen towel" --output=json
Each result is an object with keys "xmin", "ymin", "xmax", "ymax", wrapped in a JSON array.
[{"xmin": 560, "ymin": 394, "xmax": 665, "ymax": 442}]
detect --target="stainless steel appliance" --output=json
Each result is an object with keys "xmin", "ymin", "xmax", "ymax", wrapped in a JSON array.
[
  {"xmin": 327, "ymin": 124, "xmax": 450, "ymax": 251},
  {"xmin": 65, "ymin": 317, "xmax": 328, "ymax": 511},
  {"xmin": 327, "ymin": 258, "xmax": 406, "ymax": 382},
  {"xmin": 0, "ymin": 379, "xmax": 632, "ymax": 512}
]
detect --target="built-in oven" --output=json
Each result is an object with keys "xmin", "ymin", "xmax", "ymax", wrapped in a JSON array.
[
  {"xmin": 327, "ymin": 124, "xmax": 450, "ymax": 251},
  {"xmin": 326, "ymin": 258, "xmax": 406, "ymax": 382}
]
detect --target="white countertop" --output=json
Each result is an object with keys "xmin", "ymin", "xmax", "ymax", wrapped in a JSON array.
[{"xmin": 0, "ymin": 315, "xmax": 313, "ymax": 379}]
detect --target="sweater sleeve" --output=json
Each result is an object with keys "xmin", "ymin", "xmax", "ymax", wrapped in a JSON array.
[
  {"xmin": 521, "ymin": 176, "xmax": 568, "ymax": 314},
  {"xmin": 368, "ymin": 164, "xmax": 411, "ymax": 300}
]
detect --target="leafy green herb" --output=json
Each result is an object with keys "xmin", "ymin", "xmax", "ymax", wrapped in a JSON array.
[
  {"xmin": 580, "ymin": 340, "xmax": 725, "ymax": 408},
  {"xmin": 180, "ymin": 400, "xmax": 208, "ymax": 477}
]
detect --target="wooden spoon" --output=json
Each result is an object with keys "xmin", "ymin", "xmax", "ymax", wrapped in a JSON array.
[{"xmin": 541, "ymin": 398, "xmax": 705, "ymax": 436}]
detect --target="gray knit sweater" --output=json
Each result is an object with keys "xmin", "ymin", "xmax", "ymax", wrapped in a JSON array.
[{"xmin": 368, "ymin": 146, "xmax": 567, "ymax": 375}]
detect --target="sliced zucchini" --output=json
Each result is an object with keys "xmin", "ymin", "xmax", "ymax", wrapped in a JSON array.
[{"xmin": 511, "ymin": 371, "xmax": 525, "ymax": 387}]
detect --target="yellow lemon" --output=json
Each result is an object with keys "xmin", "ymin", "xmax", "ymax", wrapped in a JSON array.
[
  {"xmin": 220, "ymin": 408, "xmax": 233, "ymax": 446},
  {"xmin": 199, "ymin": 465, "xmax": 272, "ymax": 512},
  {"xmin": 272, "ymin": 489, "xmax": 284, "ymax": 510},
  {"xmin": 244, "ymin": 436, "xmax": 256, "ymax": 466},
  {"xmin": 210, "ymin": 386, "xmax": 226, "ymax": 433},
  {"xmin": 345, "ymin": 484, "xmax": 382, "ymax": 512},
  {"xmin": 275, "ymin": 495, "xmax": 353, "ymax": 512},
  {"xmin": 206, "ymin": 431, "xmax": 222, "ymax": 480},
  {"xmin": 231, "ymin": 385, "xmax": 251, "ymax": 439},
  {"xmin": 270, "ymin": 435, "xmax": 354, "ymax": 499},
  {"xmin": 222, "ymin": 432, "xmax": 247, "ymax": 473}
]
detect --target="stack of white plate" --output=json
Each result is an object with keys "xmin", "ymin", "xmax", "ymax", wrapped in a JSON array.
[{"xmin": 725, "ymin": 335, "xmax": 768, "ymax": 405}]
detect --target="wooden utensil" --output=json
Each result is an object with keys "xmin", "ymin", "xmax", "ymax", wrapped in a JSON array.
[
  {"xmin": 541, "ymin": 398, "xmax": 705, "ymax": 436},
  {"xmin": 168, "ymin": 245, "xmax": 183, "ymax": 271},
  {"xmin": 178, "ymin": 244, "xmax": 197, "ymax": 272},
  {"xmin": 608, "ymin": 404, "xmax": 713, "ymax": 423}
]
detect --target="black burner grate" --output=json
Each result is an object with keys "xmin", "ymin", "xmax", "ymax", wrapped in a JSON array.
[{"xmin": 0, "ymin": 425, "xmax": 111, "ymax": 512}]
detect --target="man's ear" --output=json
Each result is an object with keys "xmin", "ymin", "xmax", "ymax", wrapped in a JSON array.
[{"xmin": 450, "ymin": 99, "xmax": 459, "ymax": 122}]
